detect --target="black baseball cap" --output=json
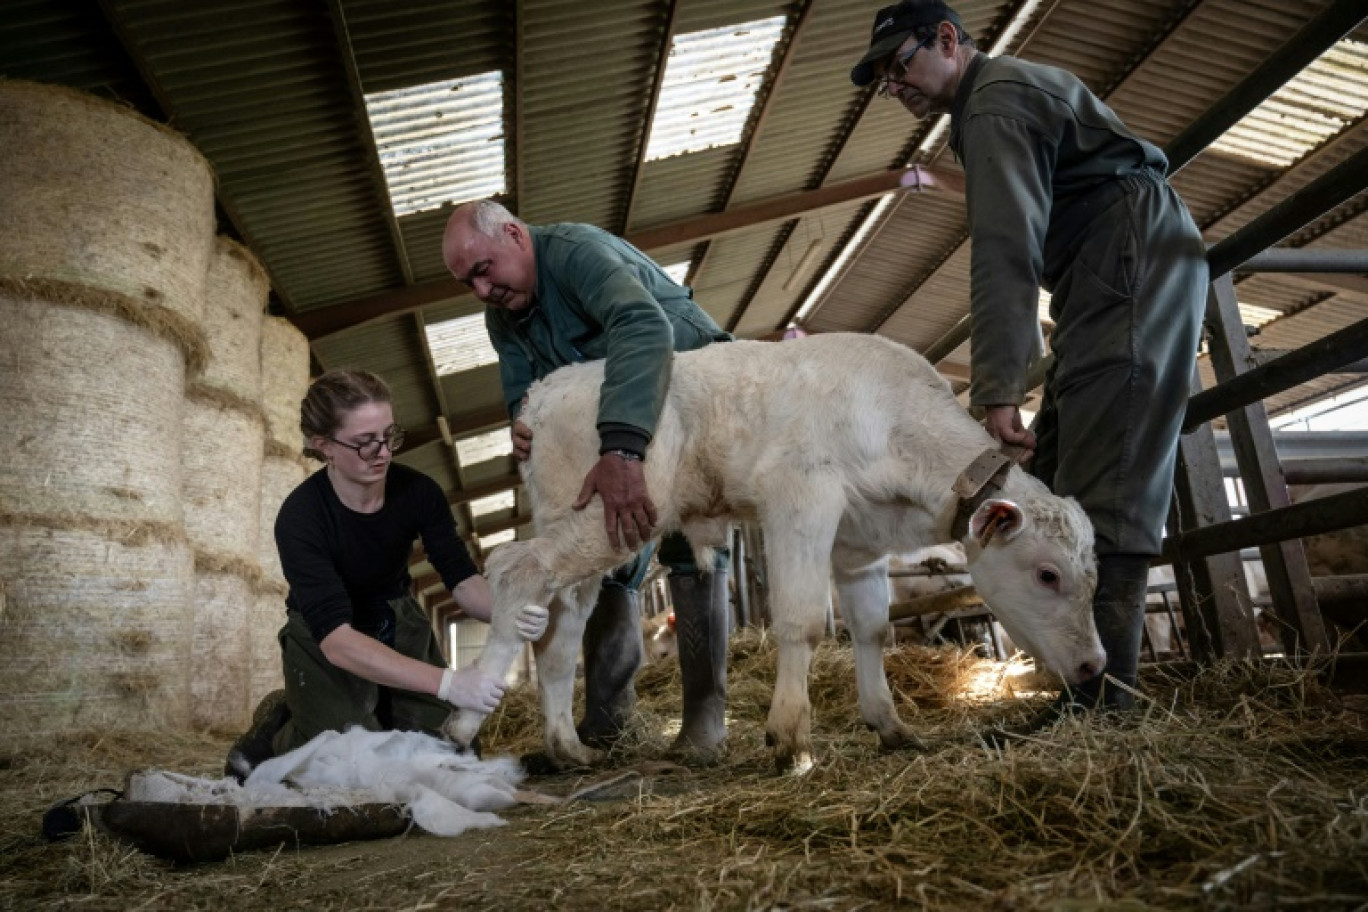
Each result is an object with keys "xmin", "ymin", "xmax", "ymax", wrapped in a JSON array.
[{"xmin": 850, "ymin": 0, "xmax": 966, "ymax": 86}]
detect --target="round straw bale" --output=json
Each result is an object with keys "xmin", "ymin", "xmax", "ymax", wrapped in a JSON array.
[
  {"xmin": 0, "ymin": 81, "xmax": 215, "ymax": 332},
  {"xmin": 258, "ymin": 452, "xmax": 309, "ymax": 584},
  {"xmin": 260, "ymin": 316, "xmax": 311, "ymax": 453},
  {"xmin": 248, "ymin": 583, "xmax": 288, "ymax": 709},
  {"xmin": 0, "ymin": 520, "xmax": 193, "ymax": 739},
  {"xmin": 191, "ymin": 567, "xmax": 254, "ymax": 732},
  {"xmin": 0, "ymin": 291, "xmax": 185, "ymax": 524},
  {"xmin": 182, "ymin": 390, "xmax": 264, "ymax": 563},
  {"xmin": 201, "ymin": 237, "xmax": 268, "ymax": 404}
]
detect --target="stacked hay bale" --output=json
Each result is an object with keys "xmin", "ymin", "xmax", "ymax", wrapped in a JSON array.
[
  {"xmin": 251, "ymin": 316, "xmax": 314, "ymax": 707},
  {"xmin": 0, "ymin": 82, "xmax": 215, "ymax": 738},
  {"xmin": 183, "ymin": 238, "xmax": 271, "ymax": 731}
]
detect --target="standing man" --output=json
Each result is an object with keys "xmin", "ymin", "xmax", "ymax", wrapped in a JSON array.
[
  {"xmin": 442, "ymin": 199, "xmax": 734, "ymax": 758},
  {"xmin": 850, "ymin": 1, "xmax": 1207, "ymax": 722}
]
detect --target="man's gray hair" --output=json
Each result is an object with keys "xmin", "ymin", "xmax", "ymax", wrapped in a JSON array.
[{"xmin": 463, "ymin": 199, "xmax": 524, "ymax": 238}]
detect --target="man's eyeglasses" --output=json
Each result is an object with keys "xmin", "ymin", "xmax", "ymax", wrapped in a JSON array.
[
  {"xmin": 876, "ymin": 37, "xmax": 934, "ymax": 97},
  {"xmin": 329, "ymin": 427, "xmax": 405, "ymax": 461}
]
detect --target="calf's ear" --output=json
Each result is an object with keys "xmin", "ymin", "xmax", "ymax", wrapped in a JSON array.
[{"xmin": 970, "ymin": 499, "xmax": 1026, "ymax": 547}]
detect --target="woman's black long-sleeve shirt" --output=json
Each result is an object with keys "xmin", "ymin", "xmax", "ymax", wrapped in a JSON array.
[{"xmin": 274, "ymin": 464, "xmax": 479, "ymax": 644}]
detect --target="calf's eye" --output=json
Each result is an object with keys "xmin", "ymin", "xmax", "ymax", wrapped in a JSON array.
[{"xmin": 1037, "ymin": 568, "xmax": 1060, "ymax": 586}]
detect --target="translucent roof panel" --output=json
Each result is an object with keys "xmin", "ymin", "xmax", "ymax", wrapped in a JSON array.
[
  {"xmin": 644, "ymin": 16, "xmax": 787, "ymax": 162},
  {"xmin": 364, "ymin": 71, "xmax": 507, "ymax": 217},
  {"xmin": 1209, "ymin": 39, "xmax": 1368, "ymax": 168},
  {"xmin": 425, "ymin": 312, "xmax": 500, "ymax": 376},
  {"xmin": 455, "ymin": 428, "xmax": 511, "ymax": 467},
  {"xmin": 469, "ymin": 490, "xmax": 515, "ymax": 517},
  {"xmin": 662, "ymin": 261, "xmax": 691, "ymax": 285},
  {"xmin": 1270, "ymin": 383, "xmax": 1368, "ymax": 431},
  {"xmin": 478, "ymin": 529, "xmax": 517, "ymax": 550},
  {"xmin": 1239, "ymin": 302, "xmax": 1281, "ymax": 329}
]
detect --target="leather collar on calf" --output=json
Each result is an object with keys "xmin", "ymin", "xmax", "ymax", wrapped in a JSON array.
[{"xmin": 949, "ymin": 447, "xmax": 1017, "ymax": 542}]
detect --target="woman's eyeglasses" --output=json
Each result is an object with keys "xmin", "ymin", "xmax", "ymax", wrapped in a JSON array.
[{"xmin": 329, "ymin": 427, "xmax": 405, "ymax": 460}]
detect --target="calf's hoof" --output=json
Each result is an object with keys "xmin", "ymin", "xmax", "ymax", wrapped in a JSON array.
[
  {"xmin": 874, "ymin": 722, "xmax": 926, "ymax": 752},
  {"xmin": 441, "ymin": 712, "xmax": 485, "ymax": 756},
  {"xmin": 773, "ymin": 748, "xmax": 816, "ymax": 776},
  {"xmin": 546, "ymin": 736, "xmax": 605, "ymax": 770},
  {"xmin": 766, "ymin": 730, "xmax": 816, "ymax": 775}
]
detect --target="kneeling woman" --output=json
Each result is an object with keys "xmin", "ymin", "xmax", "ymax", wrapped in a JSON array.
[{"xmin": 227, "ymin": 370, "xmax": 545, "ymax": 779}]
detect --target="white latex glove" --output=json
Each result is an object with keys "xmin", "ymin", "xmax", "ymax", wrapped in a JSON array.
[
  {"xmin": 515, "ymin": 604, "xmax": 550, "ymax": 642},
  {"xmin": 438, "ymin": 666, "xmax": 506, "ymax": 714}
]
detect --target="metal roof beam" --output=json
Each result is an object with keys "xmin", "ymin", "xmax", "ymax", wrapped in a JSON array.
[
  {"xmin": 447, "ymin": 472, "xmax": 521, "ymax": 508},
  {"xmin": 621, "ymin": 0, "xmax": 680, "ymax": 235},
  {"xmin": 293, "ymin": 165, "xmax": 964, "ymax": 339},
  {"xmin": 324, "ymin": 0, "xmax": 414, "ymax": 285},
  {"xmin": 405, "ymin": 403, "xmax": 510, "ymax": 450}
]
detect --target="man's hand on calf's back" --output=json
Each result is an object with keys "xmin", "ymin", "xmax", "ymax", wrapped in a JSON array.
[{"xmin": 572, "ymin": 451, "xmax": 658, "ymax": 551}]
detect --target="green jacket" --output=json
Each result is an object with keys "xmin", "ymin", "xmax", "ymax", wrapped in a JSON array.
[
  {"xmin": 949, "ymin": 52, "xmax": 1168, "ymax": 407},
  {"xmin": 485, "ymin": 223, "xmax": 731, "ymax": 455}
]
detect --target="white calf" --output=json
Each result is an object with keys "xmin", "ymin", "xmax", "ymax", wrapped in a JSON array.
[{"xmin": 445, "ymin": 333, "xmax": 1104, "ymax": 770}]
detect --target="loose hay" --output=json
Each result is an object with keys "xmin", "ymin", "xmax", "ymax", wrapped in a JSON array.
[
  {"xmin": 2, "ymin": 632, "xmax": 1365, "ymax": 910},
  {"xmin": 182, "ymin": 392, "xmax": 264, "ymax": 564},
  {"xmin": 200, "ymin": 237, "xmax": 268, "ymax": 404},
  {"xmin": 0, "ymin": 80, "xmax": 215, "ymax": 329},
  {"xmin": 260, "ymin": 316, "xmax": 311, "ymax": 453},
  {"xmin": 0, "ymin": 522, "xmax": 193, "ymax": 739},
  {"xmin": 0, "ymin": 292, "xmax": 187, "ymax": 523},
  {"xmin": 191, "ymin": 568, "xmax": 254, "ymax": 733}
]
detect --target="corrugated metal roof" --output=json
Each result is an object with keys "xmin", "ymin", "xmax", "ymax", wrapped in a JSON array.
[
  {"xmin": 6, "ymin": 0, "xmax": 1365, "ymax": 517},
  {"xmin": 1211, "ymin": 39, "xmax": 1368, "ymax": 167},
  {"xmin": 364, "ymin": 72, "xmax": 507, "ymax": 217},
  {"xmin": 426, "ymin": 312, "xmax": 501, "ymax": 376},
  {"xmin": 455, "ymin": 428, "xmax": 512, "ymax": 467},
  {"xmin": 469, "ymin": 491, "xmax": 517, "ymax": 516},
  {"xmin": 644, "ymin": 15, "xmax": 787, "ymax": 161}
]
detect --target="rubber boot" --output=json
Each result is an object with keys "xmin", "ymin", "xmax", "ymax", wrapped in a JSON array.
[
  {"xmin": 668, "ymin": 567, "xmax": 730, "ymax": 761},
  {"xmin": 576, "ymin": 583, "xmax": 645, "ymax": 749},
  {"xmin": 224, "ymin": 689, "xmax": 290, "ymax": 783},
  {"xmin": 986, "ymin": 554, "xmax": 1150, "ymax": 743}
]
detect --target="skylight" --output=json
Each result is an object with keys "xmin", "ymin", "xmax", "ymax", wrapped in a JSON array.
[
  {"xmin": 661, "ymin": 261, "xmax": 691, "ymax": 285},
  {"xmin": 364, "ymin": 71, "xmax": 506, "ymax": 217},
  {"xmin": 455, "ymin": 428, "xmax": 512, "ymax": 467},
  {"xmin": 644, "ymin": 16, "xmax": 787, "ymax": 161},
  {"xmin": 425, "ymin": 313, "xmax": 500, "ymax": 376},
  {"xmin": 469, "ymin": 491, "xmax": 515, "ymax": 517},
  {"xmin": 1209, "ymin": 39, "xmax": 1368, "ymax": 168},
  {"xmin": 478, "ymin": 529, "xmax": 516, "ymax": 550},
  {"xmin": 1270, "ymin": 382, "xmax": 1368, "ymax": 432},
  {"xmin": 1240, "ymin": 302, "xmax": 1281, "ymax": 329}
]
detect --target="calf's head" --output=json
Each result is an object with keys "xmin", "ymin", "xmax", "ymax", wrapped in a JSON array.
[{"xmin": 963, "ymin": 492, "xmax": 1105, "ymax": 684}]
